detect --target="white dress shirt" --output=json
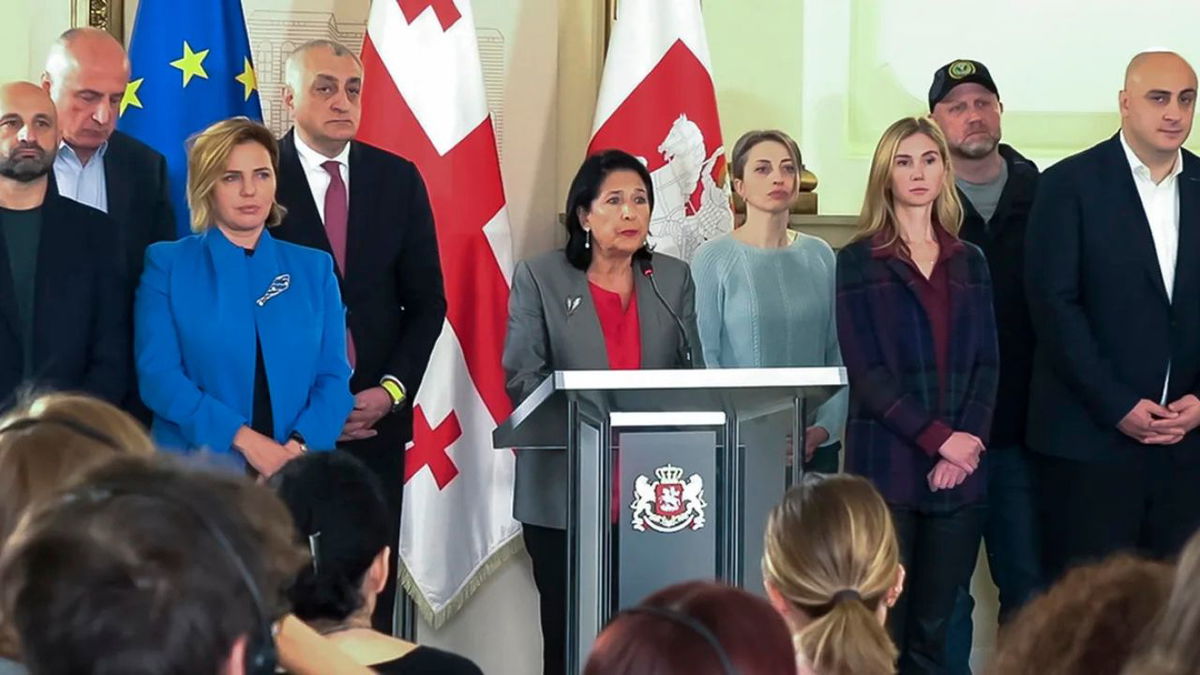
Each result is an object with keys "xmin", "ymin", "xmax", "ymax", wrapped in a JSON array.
[
  {"xmin": 1119, "ymin": 131, "xmax": 1182, "ymax": 403},
  {"xmin": 53, "ymin": 141, "xmax": 108, "ymax": 213},
  {"xmin": 293, "ymin": 132, "xmax": 350, "ymax": 225}
]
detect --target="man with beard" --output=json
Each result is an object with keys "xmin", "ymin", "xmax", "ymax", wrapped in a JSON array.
[
  {"xmin": 929, "ymin": 60, "xmax": 1041, "ymax": 673},
  {"xmin": 0, "ymin": 82, "xmax": 128, "ymax": 408}
]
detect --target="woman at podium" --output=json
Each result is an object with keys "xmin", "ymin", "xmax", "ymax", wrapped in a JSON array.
[
  {"xmin": 691, "ymin": 129, "xmax": 846, "ymax": 473},
  {"xmin": 834, "ymin": 117, "xmax": 998, "ymax": 674},
  {"xmin": 502, "ymin": 149, "xmax": 703, "ymax": 675}
]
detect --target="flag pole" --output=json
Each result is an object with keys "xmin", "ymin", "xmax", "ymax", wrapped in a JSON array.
[{"xmin": 396, "ymin": 588, "xmax": 417, "ymax": 640}]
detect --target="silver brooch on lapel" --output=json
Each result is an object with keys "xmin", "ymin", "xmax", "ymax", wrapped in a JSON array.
[
  {"xmin": 566, "ymin": 295, "xmax": 582, "ymax": 316},
  {"xmin": 257, "ymin": 274, "xmax": 291, "ymax": 306}
]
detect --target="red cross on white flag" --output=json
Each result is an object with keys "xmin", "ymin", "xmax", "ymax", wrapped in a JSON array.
[{"xmin": 359, "ymin": 0, "xmax": 519, "ymax": 627}]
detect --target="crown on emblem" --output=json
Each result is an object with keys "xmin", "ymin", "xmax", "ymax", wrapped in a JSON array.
[{"xmin": 654, "ymin": 465, "xmax": 685, "ymax": 482}]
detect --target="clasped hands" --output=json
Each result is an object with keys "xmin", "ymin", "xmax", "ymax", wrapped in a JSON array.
[
  {"xmin": 927, "ymin": 431, "xmax": 985, "ymax": 492},
  {"xmin": 1118, "ymin": 395, "xmax": 1200, "ymax": 445}
]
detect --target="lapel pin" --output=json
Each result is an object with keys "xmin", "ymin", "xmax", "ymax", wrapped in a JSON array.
[
  {"xmin": 566, "ymin": 296, "xmax": 582, "ymax": 316},
  {"xmin": 257, "ymin": 274, "xmax": 291, "ymax": 306}
]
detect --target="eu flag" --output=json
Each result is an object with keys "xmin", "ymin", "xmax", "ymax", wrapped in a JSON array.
[{"xmin": 119, "ymin": 0, "xmax": 261, "ymax": 238}]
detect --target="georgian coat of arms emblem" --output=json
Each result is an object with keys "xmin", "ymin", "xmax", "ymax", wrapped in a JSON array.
[{"xmin": 630, "ymin": 464, "xmax": 707, "ymax": 533}]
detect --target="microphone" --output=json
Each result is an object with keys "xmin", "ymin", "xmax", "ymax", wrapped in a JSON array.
[{"xmin": 641, "ymin": 259, "xmax": 695, "ymax": 369}]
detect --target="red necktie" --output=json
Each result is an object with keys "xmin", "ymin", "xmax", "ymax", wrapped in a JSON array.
[{"xmin": 321, "ymin": 160, "xmax": 356, "ymax": 369}]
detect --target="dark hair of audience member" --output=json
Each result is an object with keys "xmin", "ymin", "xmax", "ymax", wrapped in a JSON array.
[
  {"xmin": 0, "ymin": 456, "xmax": 306, "ymax": 674},
  {"xmin": 987, "ymin": 554, "xmax": 1173, "ymax": 675},
  {"xmin": 583, "ymin": 580, "xmax": 796, "ymax": 675},
  {"xmin": 1122, "ymin": 530, "xmax": 1200, "ymax": 675},
  {"xmin": 269, "ymin": 451, "xmax": 392, "ymax": 625},
  {"xmin": 763, "ymin": 473, "xmax": 902, "ymax": 675}
]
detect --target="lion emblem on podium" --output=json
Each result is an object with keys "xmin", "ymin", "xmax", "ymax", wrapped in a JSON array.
[{"xmin": 630, "ymin": 464, "xmax": 707, "ymax": 533}]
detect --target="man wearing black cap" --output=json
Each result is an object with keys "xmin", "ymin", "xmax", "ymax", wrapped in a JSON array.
[{"xmin": 929, "ymin": 59, "xmax": 1042, "ymax": 674}]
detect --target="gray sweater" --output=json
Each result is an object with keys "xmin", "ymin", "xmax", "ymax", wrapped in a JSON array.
[{"xmin": 691, "ymin": 231, "xmax": 847, "ymax": 442}]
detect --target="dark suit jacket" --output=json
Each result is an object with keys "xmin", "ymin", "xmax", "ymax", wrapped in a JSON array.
[
  {"xmin": 273, "ymin": 130, "xmax": 446, "ymax": 447},
  {"xmin": 1025, "ymin": 134, "xmax": 1200, "ymax": 461},
  {"xmin": 836, "ymin": 235, "xmax": 998, "ymax": 510},
  {"xmin": 103, "ymin": 130, "xmax": 176, "ymax": 283},
  {"xmin": 957, "ymin": 144, "xmax": 1039, "ymax": 448},
  {"xmin": 0, "ymin": 192, "xmax": 130, "ymax": 408},
  {"xmin": 502, "ymin": 249, "xmax": 703, "ymax": 528}
]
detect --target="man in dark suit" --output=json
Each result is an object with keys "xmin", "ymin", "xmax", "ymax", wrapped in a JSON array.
[
  {"xmin": 272, "ymin": 40, "xmax": 446, "ymax": 634},
  {"xmin": 1026, "ymin": 51, "xmax": 1200, "ymax": 582},
  {"xmin": 0, "ymin": 82, "xmax": 129, "ymax": 408},
  {"xmin": 929, "ymin": 59, "xmax": 1042, "ymax": 672},
  {"xmin": 41, "ymin": 27, "xmax": 175, "ymax": 421}
]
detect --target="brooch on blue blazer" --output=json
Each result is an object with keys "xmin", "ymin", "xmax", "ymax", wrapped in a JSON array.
[
  {"xmin": 257, "ymin": 274, "xmax": 291, "ymax": 306},
  {"xmin": 566, "ymin": 295, "xmax": 582, "ymax": 316}
]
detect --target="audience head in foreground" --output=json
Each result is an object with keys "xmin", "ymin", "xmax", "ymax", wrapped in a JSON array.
[
  {"xmin": 0, "ymin": 456, "xmax": 305, "ymax": 675},
  {"xmin": 763, "ymin": 473, "xmax": 904, "ymax": 675},
  {"xmin": 270, "ymin": 451, "xmax": 483, "ymax": 674},
  {"xmin": 584, "ymin": 580, "xmax": 796, "ymax": 675},
  {"xmin": 987, "ymin": 554, "xmax": 1173, "ymax": 675},
  {"xmin": 1122, "ymin": 530, "xmax": 1200, "ymax": 675}
]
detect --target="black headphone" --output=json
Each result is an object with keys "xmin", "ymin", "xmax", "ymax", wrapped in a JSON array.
[
  {"xmin": 0, "ymin": 417, "xmax": 278, "ymax": 675},
  {"xmin": 0, "ymin": 415, "xmax": 121, "ymax": 450},
  {"xmin": 617, "ymin": 606, "xmax": 738, "ymax": 675}
]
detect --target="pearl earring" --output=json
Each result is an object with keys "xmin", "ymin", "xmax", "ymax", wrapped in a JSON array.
[{"xmin": 585, "ymin": 230, "xmax": 591, "ymax": 249}]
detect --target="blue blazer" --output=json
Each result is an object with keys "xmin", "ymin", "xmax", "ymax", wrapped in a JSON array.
[{"xmin": 135, "ymin": 228, "xmax": 354, "ymax": 465}]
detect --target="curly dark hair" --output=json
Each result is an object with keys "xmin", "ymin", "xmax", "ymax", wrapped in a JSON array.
[{"xmin": 987, "ymin": 554, "xmax": 1173, "ymax": 675}]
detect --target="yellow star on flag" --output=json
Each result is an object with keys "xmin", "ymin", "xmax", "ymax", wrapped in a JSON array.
[
  {"xmin": 169, "ymin": 41, "xmax": 209, "ymax": 87},
  {"xmin": 120, "ymin": 78, "xmax": 144, "ymax": 116},
  {"xmin": 234, "ymin": 58, "xmax": 258, "ymax": 101}
]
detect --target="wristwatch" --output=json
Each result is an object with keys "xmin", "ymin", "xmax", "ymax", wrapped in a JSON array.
[
  {"xmin": 380, "ymin": 375, "xmax": 407, "ymax": 413},
  {"xmin": 288, "ymin": 432, "xmax": 309, "ymax": 453}
]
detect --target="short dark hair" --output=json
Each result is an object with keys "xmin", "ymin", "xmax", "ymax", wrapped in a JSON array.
[
  {"xmin": 584, "ymin": 580, "xmax": 796, "ymax": 675},
  {"xmin": 563, "ymin": 149, "xmax": 655, "ymax": 271},
  {"xmin": 270, "ymin": 451, "xmax": 390, "ymax": 623},
  {"xmin": 0, "ymin": 456, "xmax": 305, "ymax": 675}
]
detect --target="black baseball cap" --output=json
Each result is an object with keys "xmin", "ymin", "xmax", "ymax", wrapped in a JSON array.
[{"xmin": 928, "ymin": 59, "xmax": 999, "ymax": 111}]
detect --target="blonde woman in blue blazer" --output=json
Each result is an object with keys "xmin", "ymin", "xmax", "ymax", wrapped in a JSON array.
[{"xmin": 135, "ymin": 118, "xmax": 353, "ymax": 477}]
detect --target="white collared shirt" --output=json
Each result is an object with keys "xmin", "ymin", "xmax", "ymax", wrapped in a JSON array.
[
  {"xmin": 54, "ymin": 141, "xmax": 108, "ymax": 213},
  {"xmin": 293, "ymin": 132, "xmax": 350, "ymax": 226},
  {"xmin": 1119, "ymin": 131, "xmax": 1182, "ymax": 403}
]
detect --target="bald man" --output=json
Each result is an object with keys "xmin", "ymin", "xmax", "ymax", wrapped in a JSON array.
[
  {"xmin": 42, "ymin": 27, "xmax": 174, "ymax": 282},
  {"xmin": 0, "ymin": 82, "xmax": 129, "ymax": 408},
  {"xmin": 1026, "ymin": 51, "xmax": 1200, "ymax": 581},
  {"xmin": 42, "ymin": 28, "xmax": 174, "ymax": 422}
]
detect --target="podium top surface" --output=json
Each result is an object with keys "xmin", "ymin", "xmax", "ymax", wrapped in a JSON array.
[
  {"xmin": 495, "ymin": 367, "xmax": 847, "ymax": 449},
  {"xmin": 552, "ymin": 366, "xmax": 846, "ymax": 391}
]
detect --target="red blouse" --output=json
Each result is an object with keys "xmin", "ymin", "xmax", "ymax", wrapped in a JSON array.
[{"xmin": 588, "ymin": 282, "xmax": 642, "ymax": 370}]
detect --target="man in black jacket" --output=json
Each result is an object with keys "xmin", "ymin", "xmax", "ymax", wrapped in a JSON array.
[
  {"xmin": 272, "ymin": 40, "xmax": 446, "ymax": 634},
  {"xmin": 41, "ymin": 27, "xmax": 175, "ymax": 421},
  {"xmin": 930, "ymin": 59, "xmax": 1041, "ymax": 674},
  {"xmin": 1027, "ymin": 51, "xmax": 1200, "ymax": 582},
  {"xmin": 0, "ymin": 82, "xmax": 128, "ymax": 408}
]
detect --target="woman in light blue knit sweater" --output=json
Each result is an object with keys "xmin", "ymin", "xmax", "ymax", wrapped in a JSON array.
[{"xmin": 692, "ymin": 130, "xmax": 847, "ymax": 472}]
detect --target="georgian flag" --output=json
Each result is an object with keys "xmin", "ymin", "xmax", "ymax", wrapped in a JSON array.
[
  {"xmin": 359, "ymin": 0, "xmax": 519, "ymax": 627},
  {"xmin": 587, "ymin": 0, "xmax": 733, "ymax": 262}
]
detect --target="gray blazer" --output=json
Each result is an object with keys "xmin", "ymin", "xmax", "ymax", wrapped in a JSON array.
[{"xmin": 502, "ymin": 249, "xmax": 703, "ymax": 528}]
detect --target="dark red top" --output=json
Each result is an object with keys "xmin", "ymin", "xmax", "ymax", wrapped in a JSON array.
[
  {"xmin": 589, "ymin": 282, "xmax": 642, "ymax": 370},
  {"xmin": 896, "ymin": 227, "xmax": 959, "ymax": 453}
]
